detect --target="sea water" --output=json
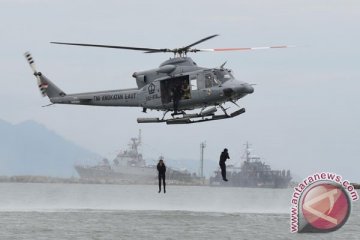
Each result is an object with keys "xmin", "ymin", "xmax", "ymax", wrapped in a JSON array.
[{"xmin": 0, "ymin": 183, "xmax": 358, "ymax": 239}]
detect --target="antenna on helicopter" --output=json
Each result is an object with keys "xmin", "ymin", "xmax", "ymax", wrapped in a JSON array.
[{"xmin": 220, "ymin": 61, "xmax": 227, "ymax": 69}]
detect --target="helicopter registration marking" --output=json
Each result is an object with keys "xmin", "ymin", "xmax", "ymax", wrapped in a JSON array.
[{"xmin": 94, "ymin": 93, "xmax": 136, "ymax": 101}]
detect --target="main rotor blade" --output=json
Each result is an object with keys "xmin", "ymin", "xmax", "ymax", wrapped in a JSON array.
[
  {"xmin": 50, "ymin": 42, "xmax": 167, "ymax": 52},
  {"xmin": 191, "ymin": 45, "xmax": 294, "ymax": 52},
  {"xmin": 181, "ymin": 34, "xmax": 219, "ymax": 50}
]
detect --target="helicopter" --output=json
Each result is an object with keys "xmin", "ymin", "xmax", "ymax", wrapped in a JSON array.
[{"xmin": 25, "ymin": 34, "xmax": 289, "ymax": 124}]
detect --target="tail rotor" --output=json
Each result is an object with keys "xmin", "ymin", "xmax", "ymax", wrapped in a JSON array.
[{"xmin": 24, "ymin": 52, "xmax": 48, "ymax": 97}]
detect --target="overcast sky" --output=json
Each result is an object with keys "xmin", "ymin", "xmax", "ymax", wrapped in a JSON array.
[{"xmin": 1, "ymin": 0, "xmax": 359, "ymax": 181}]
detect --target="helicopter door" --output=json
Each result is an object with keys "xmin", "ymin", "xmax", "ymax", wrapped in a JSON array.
[{"xmin": 160, "ymin": 75, "xmax": 190, "ymax": 104}]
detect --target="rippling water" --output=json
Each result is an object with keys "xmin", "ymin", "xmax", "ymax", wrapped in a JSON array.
[{"xmin": 0, "ymin": 183, "xmax": 358, "ymax": 239}]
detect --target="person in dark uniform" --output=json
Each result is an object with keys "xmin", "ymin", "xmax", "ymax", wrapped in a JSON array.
[
  {"xmin": 171, "ymin": 85, "xmax": 182, "ymax": 114},
  {"xmin": 157, "ymin": 158, "xmax": 166, "ymax": 193},
  {"xmin": 219, "ymin": 148, "xmax": 230, "ymax": 181}
]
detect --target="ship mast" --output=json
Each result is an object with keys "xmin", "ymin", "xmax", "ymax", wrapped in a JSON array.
[
  {"xmin": 200, "ymin": 141, "xmax": 206, "ymax": 178},
  {"xmin": 245, "ymin": 142, "xmax": 251, "ymax": 162}
]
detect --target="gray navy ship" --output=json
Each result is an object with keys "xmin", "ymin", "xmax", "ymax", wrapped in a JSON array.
[
  {"xmin": 75, "ymin": 131, "xmax": 200, "ymax": 184},
  {"xmin": 210, "ymin": 142, "xmax": 292, "ymax": 188}
]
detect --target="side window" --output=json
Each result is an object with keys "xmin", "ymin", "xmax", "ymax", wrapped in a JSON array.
[
  {"xmin": 190, "ymin": 75, "xmax": 198, "ymax": 90},
  {"xmin": 191, "ymin": 79, "xmax": 197, "ymax": 90}
]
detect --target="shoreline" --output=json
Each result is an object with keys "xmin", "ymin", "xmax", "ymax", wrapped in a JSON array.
[{"xmin": 1, "ymin": 175, "xmax": 359, "ymax": 189}]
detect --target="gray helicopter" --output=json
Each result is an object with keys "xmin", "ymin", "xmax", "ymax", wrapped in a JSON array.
[{"xmin": 25, "ymin": 35, "xmax": 288, "ymax": 124}]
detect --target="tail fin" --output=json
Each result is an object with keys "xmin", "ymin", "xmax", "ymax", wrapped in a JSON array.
[{"xmin": 24, "ymin": 52, "xmax": 66, "ymax": 98}]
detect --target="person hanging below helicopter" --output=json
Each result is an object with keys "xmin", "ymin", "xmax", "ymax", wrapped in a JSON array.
[
  {"xmin": 219, "ymin": 148, "xmax": 230, "ymax": 181},
  {"xmin": 157, "ymin": 157, "xmax": 166, "ymax": 193}
]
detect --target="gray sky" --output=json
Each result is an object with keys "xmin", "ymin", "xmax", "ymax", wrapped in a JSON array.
[{"xmin": 1, "ymin": 0, "xmax": 360, "ymax": 181}]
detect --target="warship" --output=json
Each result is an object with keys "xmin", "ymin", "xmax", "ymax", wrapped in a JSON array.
[
  {"xmin": 75, "ymin": 131, "xmax": 200, "ymax": 184},
  {"xmin": 210, "ymin": 143, "xmax": 292, "ymax": 188}
]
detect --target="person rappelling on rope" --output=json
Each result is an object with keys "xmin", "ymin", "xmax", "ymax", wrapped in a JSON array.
[
  {"xmin": 157, "ymin": 157, "xmax": 166, "ymax": 193},
  {"xmin": 219, "ymin": 148, "xmax": 230, "ymax": 181}
]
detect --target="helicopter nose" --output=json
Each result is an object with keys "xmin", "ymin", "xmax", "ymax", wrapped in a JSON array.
[
  {"xmin": 243, "ymin": 84, "xmax": 254, "ymax": 94},
  {"xmin": 223, "ymin": 88, "xmax": 234, "ymax": 97},
  {"xmin": 223, "ymin": 83, "xmax": 254, "ymax": 97}
]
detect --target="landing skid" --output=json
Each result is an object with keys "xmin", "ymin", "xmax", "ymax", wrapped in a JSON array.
[{"xmin": 137, "ymin": 107, "xmax": 245, "ymax": 124}]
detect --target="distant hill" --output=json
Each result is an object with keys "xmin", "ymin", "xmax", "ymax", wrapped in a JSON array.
[{"xmin": 0, "ymin": 119, "xmax": 101, "ymax": 177}]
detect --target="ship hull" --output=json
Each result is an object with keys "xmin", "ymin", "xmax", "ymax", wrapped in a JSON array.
[
  {"xmin": 75, "ymin": 165, "xmax": 200, "ymax": 184},
  {"xmin": 75, "ymin": 165, "xmax": 156, "ymax": 183}
]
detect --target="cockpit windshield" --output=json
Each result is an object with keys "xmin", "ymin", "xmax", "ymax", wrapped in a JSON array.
[
  {"xmin": 214, "ymin": 69, "xmax": 234, "ymax": 83},
  {"xmin": 202, "ymin": 69, "xmax": 234, "ymax": 88}
]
